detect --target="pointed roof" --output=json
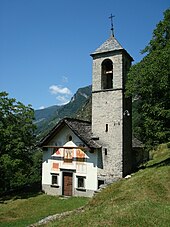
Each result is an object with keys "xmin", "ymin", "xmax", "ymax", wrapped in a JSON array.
[
  {"xmin": 39, "ymin": 118, "xmax": 101, "ymax": 149},
  {"xmin": 91, "ymin": 35, "xmax": 133, "ymax": 61},
  {"xmin": 91, "ymin": 35, "xmax": 123, "ymax": 56}
]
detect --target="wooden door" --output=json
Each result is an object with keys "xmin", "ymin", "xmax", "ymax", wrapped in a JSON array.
[{"xmin": 63, "ymin": 172, "xmax": 73, "ymax": 196}]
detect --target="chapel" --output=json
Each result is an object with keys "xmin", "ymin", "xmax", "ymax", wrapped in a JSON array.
[{"xmin": 40, "ymin": 31, "xmax": 136, "ymax": 197}]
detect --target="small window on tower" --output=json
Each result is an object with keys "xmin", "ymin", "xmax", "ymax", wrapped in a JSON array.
[
  {"xmin": 105, "ymin": 148, "xmax": 108, "ymax": 155},
  {"xmin": 105, "ymin": 124, "xmax": 108, "ymax": 132}
]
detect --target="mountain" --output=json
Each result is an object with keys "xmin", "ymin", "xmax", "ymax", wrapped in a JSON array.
[
  {"xmin": 76, "ymin": 95, "xmax": 92, "ymax": 122},
  {"xmin": 34, "ymin": 85, "xmax": 92, "ymax": 138},
  {"xmin": 34, "ymin": 84, "xmax": 140, "ymax": 140}
]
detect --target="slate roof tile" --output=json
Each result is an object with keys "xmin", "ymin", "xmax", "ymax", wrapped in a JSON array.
[{"xmin": 91, "ymin": 35, "xmax": 123, "ymax": 55}]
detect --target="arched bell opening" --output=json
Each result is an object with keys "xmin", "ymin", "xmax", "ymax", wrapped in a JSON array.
[{"xmin": 101, "ymin": 59, "xmax": 113, "ymax": 89}]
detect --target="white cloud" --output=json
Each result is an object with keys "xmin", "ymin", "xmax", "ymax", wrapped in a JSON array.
[
  {"xmin": 49, "ymin": 85, "xmax": 72, "ymax": 95},
  {"xmin": 49, "ymin": 84, "xmax": 72, "ymax": 105},
  {"xmin": 56, "ymin": 95, "xmax": 70, "ymax": 105},
  {"xmin": 39, "ymin": 106, "xmax": 45, "ymax": 110}
]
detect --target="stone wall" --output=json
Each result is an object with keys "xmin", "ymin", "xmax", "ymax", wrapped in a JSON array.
[
  {"xmin": 92, "ymin": 90, "xmax": 123, "ymax": 180},
  {"xmin": 92, "ymin": 49, "xmax": 132, "ymax": 182},
  {"xmin": 42, "ymin": 184, "xmax": 61, "ymax": 196}
]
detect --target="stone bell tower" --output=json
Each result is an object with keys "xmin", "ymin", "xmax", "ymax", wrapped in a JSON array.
[{"xmin": 91, "ymin": 34, "xmax": 133, "ymax": 183}]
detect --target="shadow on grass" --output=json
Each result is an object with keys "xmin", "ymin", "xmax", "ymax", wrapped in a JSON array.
[
  {"xmin": 0, "ymin": 182, "xmax": 42, "ymax": 203},
  {"xmin": 147, "ymin": 157, "xmax": 170, "ymax": 168},
  {"xmin": 138, "ymin": 157, "xmax": 170, "ymax": 171}
]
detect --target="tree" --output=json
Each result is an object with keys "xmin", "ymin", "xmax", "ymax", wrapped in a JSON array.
[
  {"xmin": 0, "ymin": 92, "xmax": 37, "ymax": 193},
  {"xmin": 126, "ymin": 9, "xmax": 170, "ymax": 147}
]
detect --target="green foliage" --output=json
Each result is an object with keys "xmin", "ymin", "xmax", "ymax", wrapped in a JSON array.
[
  {"xmin": 126, "ymin": 9, "xmax": 170, "ymax": 147},
  {"xmin": 147, "ymin": 143, "xmax": 170, "ymax": 167},
  {"xmin": 29, "ymin": 149, "xmax": 42, "ymax": 183},
  {"xmin": 76, "ymin": 95, "xmax": 92, "ymax": 122},
  {"xmin": 0, "ymin": 92, "xmax": 38, "ymax": 193},
  {"xmin": 142, "ymin": 9, "xmax": 170, "ymax": 54}
]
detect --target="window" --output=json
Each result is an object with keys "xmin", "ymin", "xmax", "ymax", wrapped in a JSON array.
[
  {"xmin": 98, "ymin": 180, "xmax": 104, "ymax": 189},
  {"xmin": 105, "ymin": 124, "xmax": 108, "ymax": 132},
  {"xmin": 69, "ymin": 135, "xmax": 72, "ymax": 141},
  {"xmin": 51, "ymin": 174, "xmax": 58, "ymax": 186},
  {"xmin": 105, "ymin": 148, "xmax": 107, "ymax": 155},
  {"xmin": 67, "ymin": 135, "xmax": 72, "ymax": 142},
  {"xmin": 101, "ymin": 59, "xmax": 113, "ymax": 89},
  {"xmin": 77, "ymin": 176, "xmax": 85, "ymax": 189}
]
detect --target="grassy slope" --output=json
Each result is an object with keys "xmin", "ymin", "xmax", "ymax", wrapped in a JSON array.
[
  {"xmin": 0, "ymin": 194, "xmax": 89, "ymax": 227},
  {"xmin": 47, "ymin": 144, "xmax": 170, "ymax": 227}
]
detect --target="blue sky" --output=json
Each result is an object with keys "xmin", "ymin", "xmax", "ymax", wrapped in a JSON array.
[{"xmin": 0, "ymin": 0, "xmax": 169, "ymax": 110}]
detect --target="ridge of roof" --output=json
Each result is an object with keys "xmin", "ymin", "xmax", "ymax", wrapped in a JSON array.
[{"xmin": 63, "ymin": 117, "xmax": 91, "ymax": 124}]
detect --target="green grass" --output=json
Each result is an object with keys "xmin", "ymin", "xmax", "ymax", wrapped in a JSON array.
[
  {"xmin": 0, "ymin": 193, "xmax": 89, "ymax": 227},
  {"xmin": 44, "ymin": 143, "xmax": 170, "ymax": 227}
]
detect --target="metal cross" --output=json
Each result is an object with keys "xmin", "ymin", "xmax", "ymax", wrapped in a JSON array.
[{"xmin": 109, "ymin": 14, "xmax": 115, "ymax": 36}]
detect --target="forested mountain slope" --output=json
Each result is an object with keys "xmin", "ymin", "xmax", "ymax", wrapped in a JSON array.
[{"xmin": 34, "ymin": 85, "xmax": 92, "ymax": 138}]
